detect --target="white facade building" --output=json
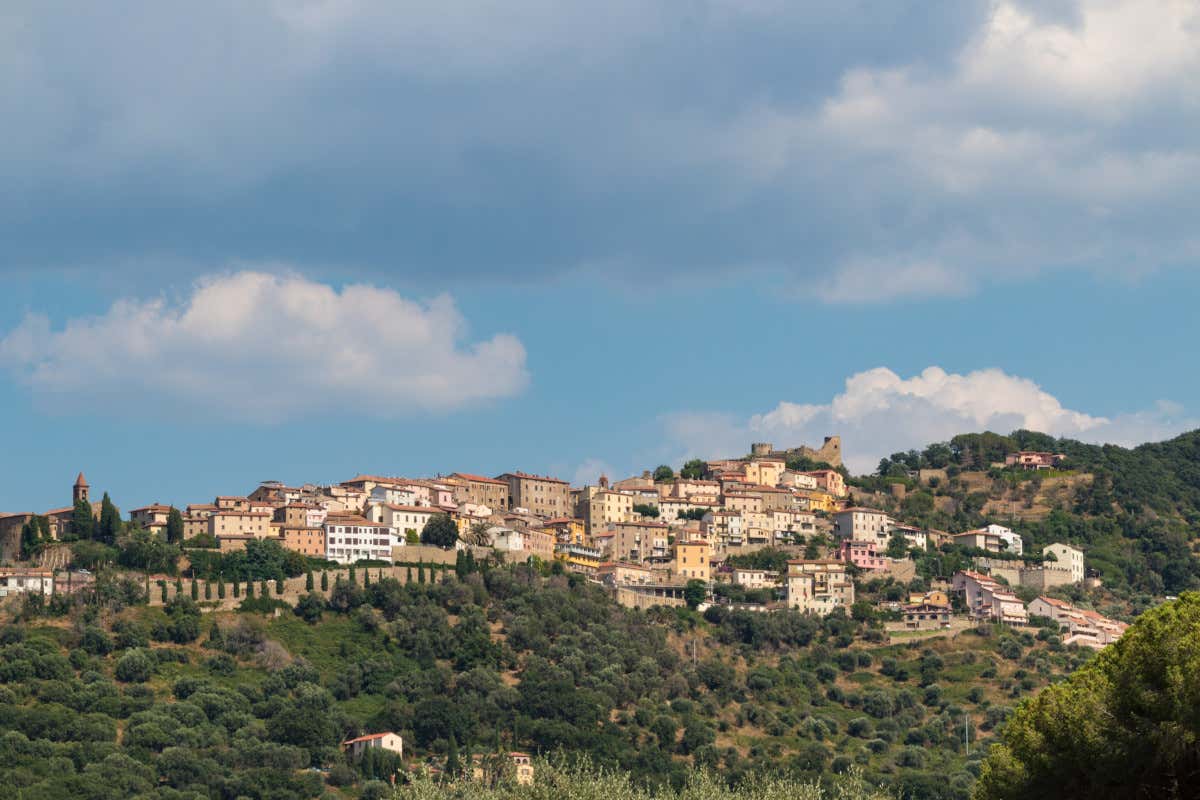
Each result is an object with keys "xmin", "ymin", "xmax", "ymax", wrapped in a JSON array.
[{"xmin": 324, "ymin": 515, "xmax": 398, "ymax": 564}]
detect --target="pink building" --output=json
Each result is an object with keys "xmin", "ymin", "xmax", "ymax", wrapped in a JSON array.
[{"xmin": 837, "ymin": 539, "xmax": 887, "ymax": 571}]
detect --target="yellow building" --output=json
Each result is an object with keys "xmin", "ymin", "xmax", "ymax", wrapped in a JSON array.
[
  {"xmin": 799, "ymin": 490, "xmax": 837, "ymax": 513},
  {"xmin": 744, "ymin": 459, "xmax": 786, "ymax": 487},
  {"xmin": 672, "ymin": 541, "xmax": 710, "ymax": 581}
]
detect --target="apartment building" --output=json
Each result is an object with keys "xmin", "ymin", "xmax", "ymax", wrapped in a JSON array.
[
  {"xmin": 802, "ymin": 469, "xmax": 847, "ymax": 498},
  {"xmin": 446, "ymin": 473, "xmax": 511, "ymax": 510},
  {"xmin": 833, "ymin": 508, "xmax": 894, "ymax": 544},
  {"xmin": 324, "ymin": 514, "xmax": 397, "ymax": 564},
  {"xmin": 280, "ymin": 526, "xmax": 326, "ymax": 557},
  {"xmin": 953, "ymin": 570, "xmax": 1028, "ymax": 625},
  {"xmin": 1043, "ymin": 542, "xmax": 1085, "ymax": 583},
  {"xmin": 953, "ymin": 524, "xmax": 1024, "ymax": 556},
  {"xmin": 582, "ymin": 490, "xmax": 636, "ymax": 533},
  {"xmin": 743, "ymin": 459, "xmax": 786, "ymax": 487},
  {"xmin": 837, "ymin": 539, "xmax": 888, "ymax": 571},
  {"xmin": 209, "ymin": 510, "xmax": 272, "ymax": 540},
  {"xmin": 672, "ymin": 541, "xmax": 710, "ymax": 581},
  {"xmin": 498, "ymin": 472, "xmax": 571, "ymax": 518},
  {"xmin": 785, "ymin": 560, "xmax": 855, "ymax": 615}
]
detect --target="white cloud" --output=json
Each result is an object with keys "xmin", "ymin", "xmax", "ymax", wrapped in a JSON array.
[
  {"xmin": 0, "ymin": 270, "xmax": 528, "ymax": 421},
  {"xmin": 664, "ymin": 366, "xmax": 1196, "ymax": 473},
  {"xmin": 570, "ymin": 458, "xmax": 615, "ymax": 488}
]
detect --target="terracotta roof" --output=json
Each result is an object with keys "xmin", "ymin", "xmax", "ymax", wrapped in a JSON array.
[
  {"xmin": 451, "ymin": 472, "xmax": 508, "ymax": 486},
  {"xmin": 381, "ymin": 504, "xmax": 438, "ymax": 513},
  {"xmin": 74, "ymin": 472, "xmax": 88, "ymax": 487},
  {"xmin": 497, "ymin": 471, "xmax": 569, "ymax": 485},
  {"xmin": 325, "ymin": 513, "xmax": 388, "ymax": 527},
  {"xmin": 342, "ymin": 732, "xmax": 398, "ymax": 745}
]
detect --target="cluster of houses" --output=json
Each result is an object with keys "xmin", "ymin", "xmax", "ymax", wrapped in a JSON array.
[
  {"xmin": 340, "ymin": 731, "xmax": 534, "ymax": 786},
  {"xmin": 0, "ymin": 444, "xmax": 1127, "ymax": 650}
]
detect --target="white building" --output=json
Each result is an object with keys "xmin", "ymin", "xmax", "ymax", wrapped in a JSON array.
[
  {"xmin": 1043, "ymin": 542, "xmax": 1085, "ymax": 583},
  {"xmin": 732, "ymin": 569, "xmax": 776, "ymax": 590},
  {"xmin": 342, "ymin": 731, "xmax": 403, "ymax": 760},
  {"xmin": 0, "ymin": 568, "xmax": 54, "ymax": 598},
  {"xmin": 324, "ymin": 515, "xmax": 398, "ymax": 564},
  {"xmin": 833, "ymin": 508, "xmax": 895, "ymax": 545},
  {"xmin": 785, "ymin": 560, "xmax": 855, "ymax": 616},
  {"xmin": 954, "ymin": 524, "xmax": 1024, "ymax": 556},
  {"xmin": 369, "ymin": 504, "xmax": 439, "ymax": 537}
]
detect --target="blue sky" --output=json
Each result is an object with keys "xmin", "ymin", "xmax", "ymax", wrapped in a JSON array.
[{"xmin": 2, "ymin": 0, "xmax": 1198, "ymax": 512}]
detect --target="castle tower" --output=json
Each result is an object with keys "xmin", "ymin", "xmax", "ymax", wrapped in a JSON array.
[{"xmin": 73, "ymin": 472, "xmax": 90, "ymax": 504}]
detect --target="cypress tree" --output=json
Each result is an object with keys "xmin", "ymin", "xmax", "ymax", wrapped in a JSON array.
[
  {"xmin": 204, "ymin": 581, "xmax": 212, "ymax": 601},
  {"xmin": 275, "ymin": 578, "xmax": 284, "ymax": 596},
  {"xmin": 260, "ymin": 579, "xmax": 268, "ymax": 597},
  {"xmin": 407, "ymin": 565, "xmax": 413, "ymax": 583},
  {"xmin": 99, "ymin": 493, "xmax": 121, "ymax": 544},
  {"xmin": 306, "ymin": 570, "xmax": 314, "ymax": 591},
  {"xmin": 418, "ymin": 561, "xmax": 426, "ymax": 584},
  {"xmin": 166, "ymin": 507, "xmax": 184, "ymax": 544},
  {"xmin": 159, "ymin": 581, "xmax": 168, "ymax": 603},
  {"xmin": 71, "ymin": 498, "xmax": 95, "ymax": 541},
  {"xmin": 349, "ymin": 565, "xmax": 357, "ymax": 584},
  {"xmin": 446, "ymin": 734, "xmax": 461, "ymax": 777},
  {"xmin": 218, "ymin": 580, "xmax": 226, "ymax": 599},
  {"xmin": 321, "ymin": 570, "xmax": 329, "ymax": 591},
  {"xmin": 190, "ymin": 579, "xmax": 199, "ymax": 601},
  {"xmin": 363, "ymin": 570, "xmax": 370, "ymax": 587},
  {"xmin": 175, "ymin": 576, "xmax": 183, "ymax": 595},
  {"xmin": 207, "ymin": 620, "xmax": 224, "ymax": 649},
  {"xmin": 233, "ymin": 581, "xmax": 241, "ymax": 598}
]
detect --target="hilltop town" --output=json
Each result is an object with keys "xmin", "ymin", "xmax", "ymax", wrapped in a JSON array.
[
  {"xmin": 0, "ymin": 435, "xmax": 1124, "ymax": 650},
  {"xmin": 3, "ymin": 429, "xmax": 1195, "ymax": 799}
]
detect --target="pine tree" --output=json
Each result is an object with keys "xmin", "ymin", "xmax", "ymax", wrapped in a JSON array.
[
  {"xmin": 190, "ymin": 579, "xmax": 199, "ymax": 601},
  {"xmin": 98, "ymin": 493, "xmax": 121, "ymax": 544},
  {"xmin": 321, "ymin": 570, "xmax": 329, "ymax": 591},
  {"xmin": 306, "ymin": 570, "xmax": 314, "ymax": 592},
  {"xmin": 166, "ymin": 507, "xmax": 184, "ymax": 544},
  {"xmin": 71, "ymin": 498, "xmax": 95, "ymax": 541}
]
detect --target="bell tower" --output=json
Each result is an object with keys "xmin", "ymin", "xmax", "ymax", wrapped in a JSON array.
[{"xmin": 73, "ymin": 472, "xmax": 90, "ymax": 504}]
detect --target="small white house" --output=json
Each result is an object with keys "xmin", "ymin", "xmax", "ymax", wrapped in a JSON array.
[{"xmin": 342, "ymin": 731, "xmax": 403, "ymax": 760}]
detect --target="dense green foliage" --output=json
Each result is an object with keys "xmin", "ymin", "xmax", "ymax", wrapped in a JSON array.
[
  {"xmin": 396, "ymin": 760, "xmax": 891, "ymax": 799},
  {"xmin": 975, "ymin": 593, "xmax": 1200, "ymax": 800},
  {"xmin": 0, "ymin": 558, "xmax": 1088, "ymax": 799},
  {"xmin": 421, "ymin": 514, "xmax": 460, "ymax": 549}
]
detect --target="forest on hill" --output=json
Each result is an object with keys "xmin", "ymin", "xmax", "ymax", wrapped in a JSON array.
[
  {"xmin": 0, "ymin": 556, "xmax": 1086, "ymax": 800},
  {"xmin": 858, "ymin": 428, "xmax": 1200, "ymax": 599}
]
